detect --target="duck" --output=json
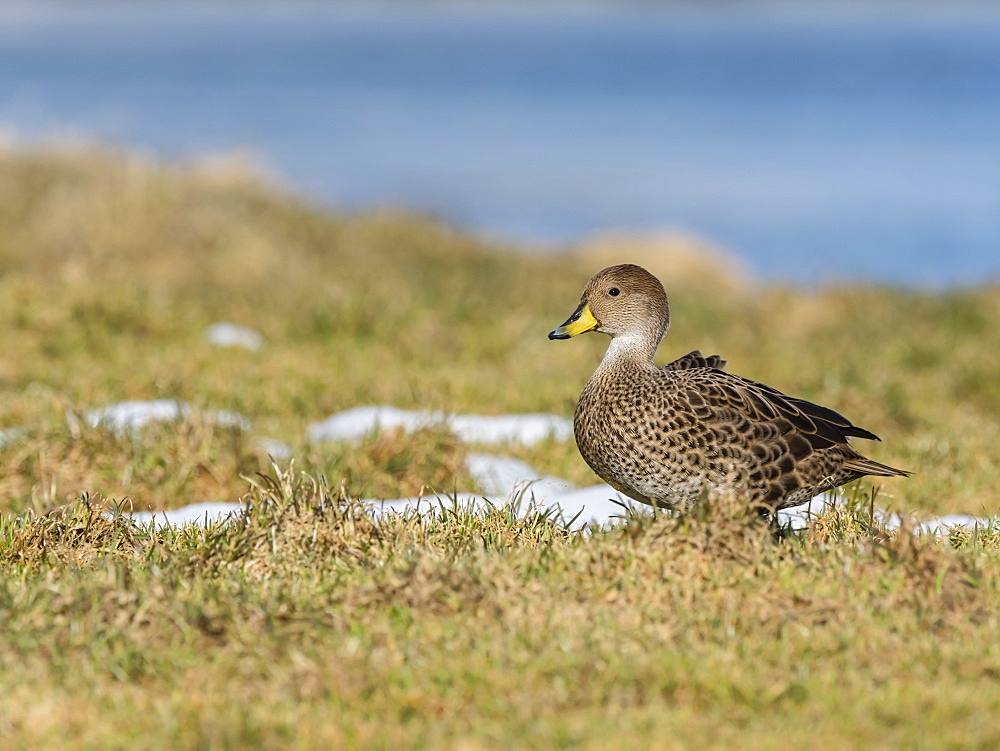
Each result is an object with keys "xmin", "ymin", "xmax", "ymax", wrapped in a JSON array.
[{"xmin": 548, "ymin": 264, "xmax": 908, "ymax": 511}]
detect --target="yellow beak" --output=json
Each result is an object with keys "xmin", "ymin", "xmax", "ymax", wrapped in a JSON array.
[{"xmin": 548, "ymin": 303, "xmax": 599, "ymax": 339}]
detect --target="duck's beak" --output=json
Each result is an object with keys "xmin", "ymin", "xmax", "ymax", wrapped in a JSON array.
[{"xmin": 549, "ymin": 302, "xmax": 599, "ymax": 339}]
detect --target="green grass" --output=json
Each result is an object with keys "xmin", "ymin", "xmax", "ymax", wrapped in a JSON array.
[{"xmin": 0, "ymin": 144, "xmax": 999, "ymax": 748}]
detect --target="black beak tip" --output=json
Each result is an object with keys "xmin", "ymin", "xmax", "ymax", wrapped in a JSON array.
[{"xmin": 548, "ymin": 329, "xmax": 568, "ymax": 340}]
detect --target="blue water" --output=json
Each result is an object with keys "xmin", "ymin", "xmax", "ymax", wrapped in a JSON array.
[{"xmin": 2, "ymin": 3, "xmax": 999, "ymax": 286}]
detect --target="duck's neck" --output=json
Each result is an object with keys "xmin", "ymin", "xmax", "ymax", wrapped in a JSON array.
[{"xmin": 596, "ymin": 332, "xmax": 660, "ymax": 373}]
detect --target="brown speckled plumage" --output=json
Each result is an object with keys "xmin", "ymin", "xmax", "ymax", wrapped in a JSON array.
[{"xmin": 549, "ymin": 264, "xmax": 909, "ymax": 511}]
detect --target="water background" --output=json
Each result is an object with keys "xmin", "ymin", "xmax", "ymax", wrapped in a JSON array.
[{"xmin": 2, "ymin": 2, "xmax": 999, "ymax": 286}]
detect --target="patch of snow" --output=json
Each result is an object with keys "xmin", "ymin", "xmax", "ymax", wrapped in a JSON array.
[
  {"xmin": 875, "ymin": 511, "xmax": 904, "ymax": 531},
  {"xmin": 253, "ymin": 437, "xmax": 292, "ymax": 460},
  {"xmin": 87, "ymin": 400, "xmax": 251, "ymax": 435},
  {"xmin": 465, "ymin": 453, "xmax": 572, "ymax": 496},
  {"xmin": 0, "ymin": 427, "xmax": 26, "ymax": 448},
  {"xmin": 129, "ymin": 502, "xmax": 243, "ymax": 529},
  {"xmin": 366, "ymin": 484, "xmax": 636, "ymax": 532},
  {"xmin": 875, "ymin": 510, "xmax": 992, "ymax": 536},
  {"xmin": 307, "ymin": 405, "xmax": 572, "ymax": 446},
  {"xmin": 307, "ymin": 406, "xmax": 427, "ymax": 441},
  {"xmin": 917, "ymin": 514, "xmax": 993, "ymax": 535},
  {"xmin": 775, "ymin": 493, "xmax": 843, "ymax": 531},
  {"xmin": 204, "ymin": 322, "xmax": 264, "ymax": 351},
  {"xmin": 529, "ymin": 484, "xmax": 645, "ymax": 529},
  {"xmin": 370, "ymin": 493, "xmax": 490, "ymax": 518},
  {"xmin": 451, "ymin": 413, "xmax": 573, "ymax": 445}
]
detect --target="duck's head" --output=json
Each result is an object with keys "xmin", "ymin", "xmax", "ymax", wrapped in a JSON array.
[{"xmin": 548, "ymin": 264, "xmax": 670, "ymax": 343}]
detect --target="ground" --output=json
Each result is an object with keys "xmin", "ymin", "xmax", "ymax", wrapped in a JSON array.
[{"xmin": 0, "ymin": 145, "xmax": 998, "ymax": 748}]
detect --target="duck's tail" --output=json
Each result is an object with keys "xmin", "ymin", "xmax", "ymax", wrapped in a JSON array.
[{"xmin": 845, "ymin": 457, "xmax": 911, "ymax": 478}]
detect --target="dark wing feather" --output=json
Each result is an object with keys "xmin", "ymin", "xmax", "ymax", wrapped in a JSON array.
[
  {"xmin": 731, "ymin": 378, "xmax": 880, "ymax": 441},
  {"xmin": 663, "ymin": 350, "xmax": 728, "ymax": 372},
  {"xmin": 690, "ymin": 371, "xmax": 880, "ymax": 454},
  {"xmin": 782, "ymin": 396, "xmax": 881, "ymax": 441}
]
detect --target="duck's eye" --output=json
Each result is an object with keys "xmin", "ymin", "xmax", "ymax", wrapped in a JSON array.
[{"xmin": 608, "ymin": 288, "xmax": 621, "ymax": 297}]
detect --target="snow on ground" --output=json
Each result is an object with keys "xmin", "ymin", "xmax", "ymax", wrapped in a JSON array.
[
  {"xmin": 875, "ymin": 511, "xmax": 990, "ymax": 535},
  {"xmin": 115, "ymin": 447, "xmax": 995, "ymax": 536},
  {"xmin": 83, "ymin": 401, "xmax": 286, "ymax": 457},
  {"xmin": 87, "ymin": 400, "xmax": 251, "ymax": 435},
  {"xmin": 119, "ymin": 476, "xmax": 995, "ymax": 536},
  {"xmin": 252, "ymin": 437, "xmax": 292, "ymax": 460},
  {"xmin": 307, "ymin": 405, "xmax": 573, "ymax": 446},
  {"xmin": 30, "ymin": 403, "xmax": 989, "ymax": 536},
  {"xmin": 129, "ymin": 501, "xmax": 243, "ymax": 529},
  {"xmin": 465, "ymin": 453, "xmax": 571, "ymax": 496},
  {"xmin": 0, "ymin": 428, "xmax": 25, "ymax": 448},
  {"xmin": 367, "ymin": 486, "xmax": 642, "ymax": 532},
  {"xmin": 204, "ymin": 322, "xmax": 264, "ymax": 351}
]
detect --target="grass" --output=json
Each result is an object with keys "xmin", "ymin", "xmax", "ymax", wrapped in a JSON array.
[{"xmin": 0, "ymin": 143, "xmax": 999, "ymax": 748}]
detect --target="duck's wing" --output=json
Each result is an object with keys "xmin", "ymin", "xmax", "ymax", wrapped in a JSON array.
[
  {"xmin": 678, "ymin": 369, "xmax": 908, "ymax": 478},
  {"xmin": 706, "ymin": 371, "xmax": 877, "ymax": 447},
  {"xmin": 663, "ymin": 350, "xmax": 728, "ymax": 372}
]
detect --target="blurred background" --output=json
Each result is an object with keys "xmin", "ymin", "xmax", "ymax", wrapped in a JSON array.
[{"xmin": 2, "ymin": 0, "xmax": 999, "ymax": 287}]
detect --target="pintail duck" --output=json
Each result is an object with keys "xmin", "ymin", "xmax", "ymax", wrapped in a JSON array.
[{"xmin": 549, "ymin": 264, "xmax": 908, "ymax": 511}]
